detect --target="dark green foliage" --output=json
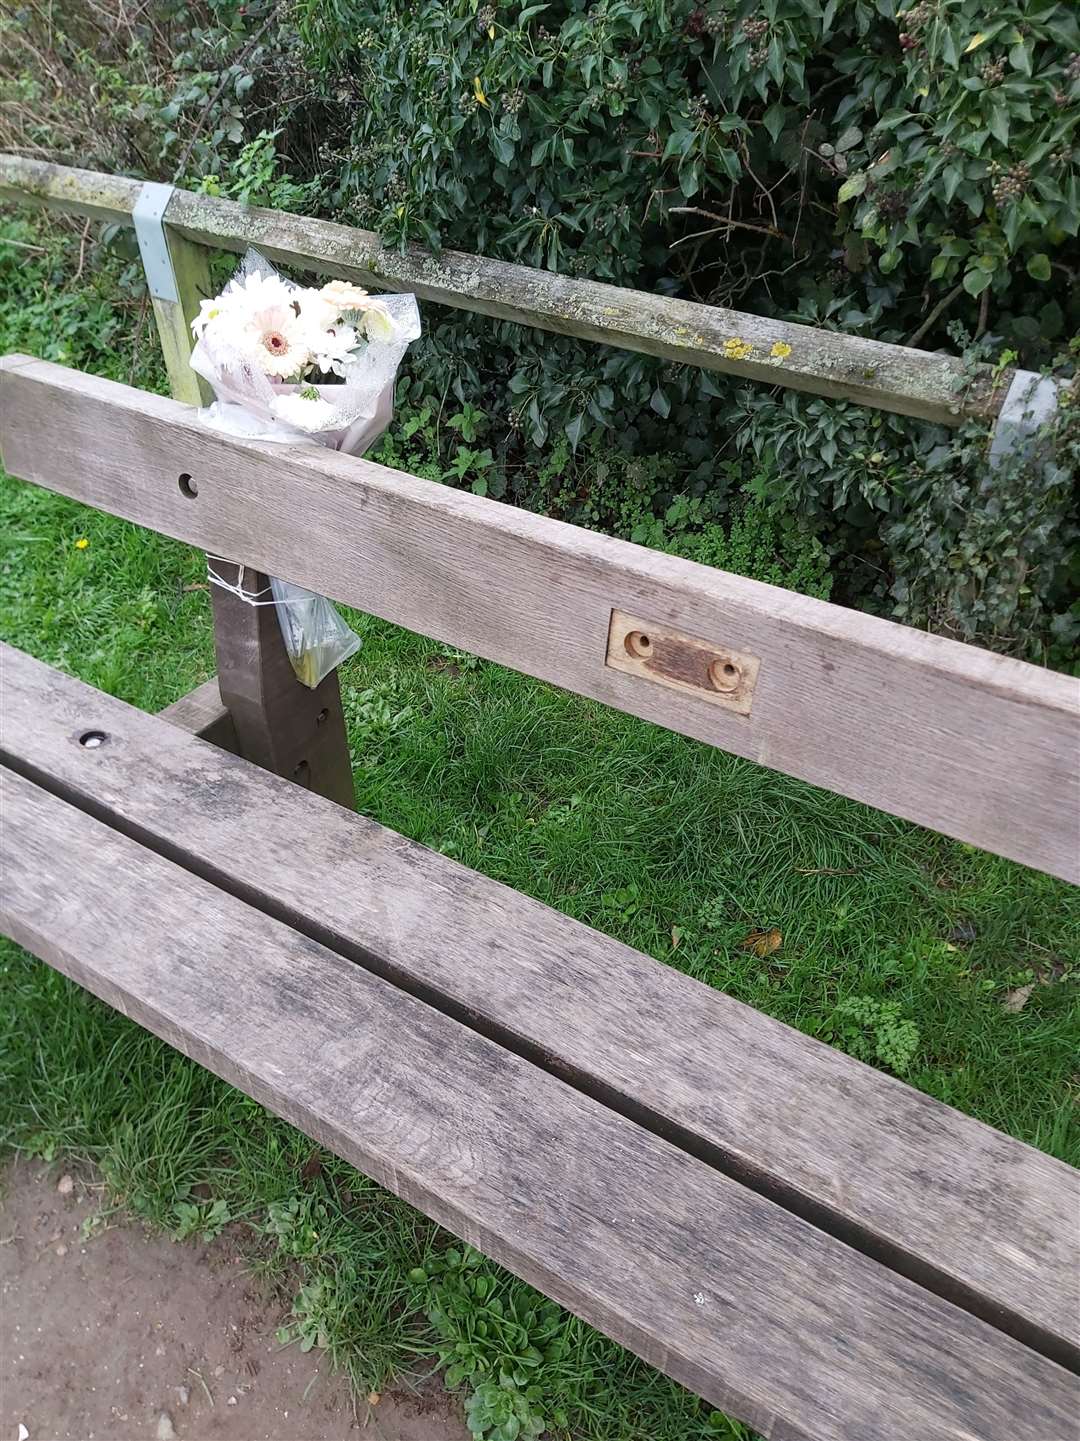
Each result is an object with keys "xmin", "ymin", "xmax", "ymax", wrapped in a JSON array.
[{"xmin": 3, "ymin": 0, "xmax": 1078, "ymax": 656}]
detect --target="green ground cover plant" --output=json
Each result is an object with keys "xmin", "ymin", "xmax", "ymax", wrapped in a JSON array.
[{"xmin": 1, "ymin": 210, "xmax": 1078, "ymax": 1439}]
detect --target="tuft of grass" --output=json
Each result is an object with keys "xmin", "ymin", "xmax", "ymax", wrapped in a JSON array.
[{"xmin": 1, "ymin": 210, "xmax": 1077, "ymax": 1440}]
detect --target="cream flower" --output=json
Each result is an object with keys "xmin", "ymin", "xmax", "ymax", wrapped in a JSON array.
[
  {"xmin": 243, "ymin": 303, "xmax": 312, "ymax": 379},
  {"xmin": 319, "ymin": 279, "xmax": 371, "ymax": 311},
  {"xmin": 271, "ymin": 392, "xmax": 338, "ymax": 431}
]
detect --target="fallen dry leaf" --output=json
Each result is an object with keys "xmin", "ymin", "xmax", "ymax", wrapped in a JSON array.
[
  {"xmin": 367, "ymin": 1392, "xmax": 381, "ymax": 1407},
  {"xmin": 741, "ymin": 927, "xmax": 782, "ymax": 958},
  {"xmin": 1001, "ymin": 983, "xmax": 1036, "ymax": 1014},
  {"xmin": 182, "ymin": 582, "xmax": 208, "ymax": 592}
]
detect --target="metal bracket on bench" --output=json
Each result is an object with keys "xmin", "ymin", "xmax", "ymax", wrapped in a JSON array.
[
  {"xmin": 133, "ymin": 182, "xmax": 179, "ymax": 304},
  {"xmin": 988, "ymin": 369, "xmax": 1061, "ymax": 469}
]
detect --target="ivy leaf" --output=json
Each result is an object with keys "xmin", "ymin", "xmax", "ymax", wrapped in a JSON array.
[
  {"xmin": 1026, "ymin": 253, "xmax": 1051, "ymax": 282},
  {"xmin": 1009, "ymin": 42, "xmax": 1032, "ymax": 75},
  {"xmin": 564, "ymin": 412, "xmax": 586, "ymax": 452},
  {"xmin": 878, "ymin": 247, "xmax": 902, "ymax": 274},
  {"xmin": 763, "ymin": 103, "xmax": 786, "ymax": 143},
  {"xmin": 987, "ymin": 106, "xmax": 1009, "ymax": 146},
  {"xmin": 649, "ymin": 388, "xmax": 671, "ymax": 419},
  {"xmin": 836, "ymin": 126, "xmax": 862, "ymax": 153},
  {"xmin": 963, "ymin": 31, "xmax": 989, "ymax": 52},
  {"xmin": 837, "ymin": 172, "xmax": 867, "ymax": 203},
  {"xmin": 962, "ymin": 266, "xmax": 993, "ymax": 296}
]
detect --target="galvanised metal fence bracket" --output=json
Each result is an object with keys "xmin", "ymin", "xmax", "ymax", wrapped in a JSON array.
[
  {"xmin": 132, "ymin": 181, "xmax": 179, "ymax": 304},
  {"xmin": 988, "ymin": 370, "xmax": 1061, "ymax": 469}
]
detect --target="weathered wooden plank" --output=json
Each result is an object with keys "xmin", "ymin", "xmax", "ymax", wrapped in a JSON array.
[
  {"xmin": 2, "ymin": 357, "xmax": 1076, "ymax": 881},
  {"xmin": 148, "ymin": 224, "xmax": 214, "ymax": 408},
  {"xmin": 3, "ymin": 643, "xmax": 1076, "ymax": 1369},
  {"xmin": 208, "ymin": 560, "xmax": 355, "ymax": 808},
  {"xmin": 2, "ymin": 764, "xmax": 1076, "ymax": 1441},
  {"xmin": 0, "ymin": 154, "xmax": 1003, "ymax": 425},
  {"xmin": 157, "ymin": 677, "xmax": 236, "ymax": 750}
]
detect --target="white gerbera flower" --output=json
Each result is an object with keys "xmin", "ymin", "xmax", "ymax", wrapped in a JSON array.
[
  {"xmin": 242, "ymin": 303, "xmax": 312, "ymax": 379},
  {"xmin": 225, "ymin": 269, "xmax": 296, "ymax": 312},
  {"xmin": 271, "ymin": 392, "xmax": 338, "ymax": 431}
]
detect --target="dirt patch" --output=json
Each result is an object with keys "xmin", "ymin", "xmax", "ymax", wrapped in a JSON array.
[{"xmin": 0, "ymin": 1159, "xmax": 469, "ymax": 1441}]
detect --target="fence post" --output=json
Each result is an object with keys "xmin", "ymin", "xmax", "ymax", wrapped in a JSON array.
[{"xmin": 134, "ymin": 184, "xmax": 356, "ymax": 808}]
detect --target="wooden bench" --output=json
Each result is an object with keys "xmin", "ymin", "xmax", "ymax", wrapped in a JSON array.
[{"xmin": 1, "ymin": 353, "xmax": 1078, "ymax": 1441}]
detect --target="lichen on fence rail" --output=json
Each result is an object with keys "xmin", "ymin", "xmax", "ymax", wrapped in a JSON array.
[{"xmin": 0, "ymin": 153, "xmax": 1006, "ymax": 427}]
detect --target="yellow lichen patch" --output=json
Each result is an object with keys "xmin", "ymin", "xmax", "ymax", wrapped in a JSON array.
[
  {"xmin": 770, "ymin": 341, "xmax": 793, "ymax": 360},
  {"xmin": 723, "ymin": 337, "xmax": 754, "ymax": 361}
]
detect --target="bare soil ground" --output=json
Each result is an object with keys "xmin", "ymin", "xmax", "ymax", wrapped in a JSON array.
[{"xmin": 0, "ymin": 1159, "xmax": 469, "ymax": 1441}]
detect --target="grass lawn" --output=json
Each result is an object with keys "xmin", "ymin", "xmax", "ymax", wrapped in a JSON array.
[{"xmin": 1, "ymin": 214, "xmax": 1077, "ymax": 1441}]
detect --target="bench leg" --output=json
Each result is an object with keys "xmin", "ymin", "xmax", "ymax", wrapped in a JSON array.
[{"xmin": 209, "ymin": 560, "xmax": 356, "ymax": 809}]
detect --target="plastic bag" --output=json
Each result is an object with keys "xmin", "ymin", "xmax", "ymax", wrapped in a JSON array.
[{"xmin": 190, "ymin": 250, "xmax": 421, "ymax": 686}]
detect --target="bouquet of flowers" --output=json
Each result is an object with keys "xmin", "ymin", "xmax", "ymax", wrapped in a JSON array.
[{"xmin": 189, "ymin": 252, "xmax": 421, "ymax": 686}]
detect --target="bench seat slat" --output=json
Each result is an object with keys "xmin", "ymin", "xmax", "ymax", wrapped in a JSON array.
[
  {"xmin": 2, "ymin": 765, "xmax": 1075, "ymax": 1441},
  {"xmin": 1, "ymin": 356, "xmax": 1077, "ymax": 884},
  {"xmin": 2, "ymin": 642, "xmax": 1075, "ymax": 1369}
]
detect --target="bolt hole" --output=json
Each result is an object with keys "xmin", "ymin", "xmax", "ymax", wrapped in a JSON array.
[
  {"xmin": 709, "ymin": 659, "xmax": 741, "ymax": 693},
  {"xmin": 79, "ymin": 730, "xmax": 109, "ymax": 749},
  {"xmin": 178, "ymin": 473, "xmax": 198, "ymax": 499},
  {"xmin": 315, "ymin": 708, "xmax": 329, "ymax": 727},
  {"xmin": 625, "ymin": 631, "xmax": 653, "ymax": 659},
  {"xmin": 293, "ymin": 760, "xmax": 311, "ymax": 785}
]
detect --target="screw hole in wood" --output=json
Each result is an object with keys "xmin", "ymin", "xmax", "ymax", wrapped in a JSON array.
[
  {"xmin": 315, "ymin": 708, "xmax": 329, "ymax": 727},
  {"xmin": 708, "ymin": 659, "xmax": 741, "ymax": 693},
  {"xmin": 79, "ymin": 730, "xmax": 109, "ymax": 749},
  {"xmin": 625, "ymin": 631, "xmax": 653, "ymax": 659},
  {"xmin": 293, "ymin": 760, "xmax": 311, "ymax": 784},
  {"xmin": 178, "ymin": 473, "xmax": 198, "ymax": 499}
]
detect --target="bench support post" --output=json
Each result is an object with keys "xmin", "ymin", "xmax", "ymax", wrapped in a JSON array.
[
  {"xmin": 209, "ymin": 561, "xmax": 356, "ymax": 808},
  {"xmin": 137, "ymin": 207, "xmax": 355, "ymax": 807}
]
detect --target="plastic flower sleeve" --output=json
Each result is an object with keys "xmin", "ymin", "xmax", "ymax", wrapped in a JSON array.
[{"xmin": 188, "ymin": 250, "xmax": 421, "ymax": 688}]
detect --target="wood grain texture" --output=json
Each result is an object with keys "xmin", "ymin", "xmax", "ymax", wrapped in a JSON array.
[
  {"xmin": 150, "ymin": 225, "xmax": 214, "ymax": 407},
  {"xmin": 3, "ymin": 764, "xmax": 1077, "ymax": 1441},
  {"xmin": 209, "ymin": 561, "xmax": 355, "ymax": 808},
  {"xmin": 2, "ymin": 356, "xmax": 1077, "ymax": 881},
  {"xmin": 3, "ymin": 643, "xmax": 1076, "ymax": 1369},
  {"xmin": 157, "ymin": 677, "xmax": 237, "ymax": 750},
  {"xmin": 0, "ymin": 154, "xmax": 1006, "ymax": 425}
]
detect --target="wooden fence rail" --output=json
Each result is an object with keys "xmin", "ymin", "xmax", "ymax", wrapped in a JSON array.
[
  {"xmin": 0, "ymin": 153, "xmax": 1007, "ymax": 426},
  {"xmin": 2, "ymin": 353, "xmax": 1077, "ymax": 883}
]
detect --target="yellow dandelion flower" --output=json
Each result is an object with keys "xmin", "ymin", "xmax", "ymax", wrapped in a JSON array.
[
  {"xmin": 770, "ymin": 341, "xmax": 793, "ymax": 360},
  {"xmin": 74, "ymin": 537, "xmax": 89, "ymax": 550}
]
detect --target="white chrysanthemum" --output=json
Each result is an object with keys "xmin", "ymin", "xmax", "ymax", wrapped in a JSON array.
[
  {"xmin": 271, "ymin": 393, "xmax": 338, "ymax": 431},
  {"xmin": 191, "ymin": 296, "xmax": 229, "ymax": 339},
  {"xmin": 240, "ymin": 303, "xmax": 312, "ymax": 379},
  {"xmin": 310, "ymin": 323, "xmax": 360, "ymax": 377}
]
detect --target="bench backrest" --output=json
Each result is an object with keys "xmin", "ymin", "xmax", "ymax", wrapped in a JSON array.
[{"xmin": 2, "ymin": 352, "xmax": 1077, "ymax": 885}]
